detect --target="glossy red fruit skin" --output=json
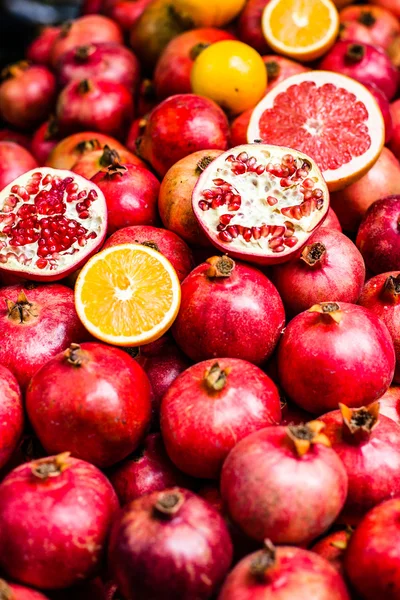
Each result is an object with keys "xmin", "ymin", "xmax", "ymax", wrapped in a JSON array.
[
  {"xmin": 154, "ymin": 28, "xmax": 235, "ymax": 99},
  {"xmin": 280, "ymin": 400, "xmax": 313, "ymax": 425},
  {"xmin": 311, "ymin": 529, "xmax": 350, "ymax": 575},
  {"xmin": 46, "ymin": 132, "xmax": 127, "ymax": 170},
  {"xmin": 0, "ymin": 366, "xmax": 23, "ymax": 469},
  {"xmin": 271, "ymin": 228, "xmax": 365, "ymax": 317},
  {"xmin": 56, "ymin": 42, "xmax": 140, "ymax": 93},
  {"xmin": 0, "ymin": 455, "xmax": 119, "ymax": 589},
  {"xmin": 71, "ymin": 146, "xmax": 145, "ymax": 179},
  {"xmin": 172, "ymin": 259, "xmax": 285, "ymax": 365},
  {"xmin": 277, "ymin": 303, "xmax": 396, "ymax": 414},
  {"xmin": 0, "ymin": 128, "xmax": 32, "ymax": 150},
  {"xmin": 0, "ymin": 142, "xmax": 38, "ymax": 190},
  {"xmin": 339, "ymin": 4, "xmax": 400, "ymax": 51},
  {"xmin": 161, "ymin": 358, "xmax": 281, "ymax": 478},
  {"xmin": 344, "ymin": 498, "xmax": 400, "ymax": 600},
  {"xmin": 108, "ymin": 433, "xmax": 191, "ymax": 504},
  {"xmin": 0, "ymin": 580, "xmax": 51, "ymax": 599},
  {"xmin": 324, "ymin": 207, "xmax": 342, "ymax": 231},
  {"xmin": 378, "ymin": 386, "xmax": 400, "ymax": 423},
  {"xmin": 221, "ymin": 426, "xmax": 348, "ymax": 545},
  {"xmin": 218, "ymin": 545, "xmax": 350, "ymax": 600},
  {"xmin": 237, "ymin": 0, "xmax": 270, "ymax": 54},
  {"xmin": 104, "ymin": 0, "xmax": 152, "ymax": 32},
  {"xmin": 0, "ymin": 284, "xmax": 89, "ymax": 392},
  {"xmin": 389, "ymin": 99, "xmax": 400, "ymax": 162},
  {"xmin": 108, "ymin": 488, "xmax": 233, "ymax": 600},
  {"xmin": 26, "ymin": 26, "xmax": 61, "ymax": 66},
  {"xmin": 56, "ymin": 79, "xmax": 134, "ymax": 141},
  {"xmin": 31, "ymin": 120, "xmax": 60, "ymax": 165},
  {"xmin": 136, "ymin": 94, "xmax": 230, "ymax": 177},
  {"xmin": 26, "ymin": 342, "xmax": 152, "ymax": 468},
  {"xmin": 262, "ymin": 54, "xmax": 310, "ymax": 92},
  {"xmin": 230, "ymin": 108, "xmax": 253, "ymax": 146},
  {"xmin": 362, "ymin": 81, "xmax": 393, "ymax": 144}
]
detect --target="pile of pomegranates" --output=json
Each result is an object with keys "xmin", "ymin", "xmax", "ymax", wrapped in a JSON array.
[{"xmin": 1, "ymin": 0, "xmax": 400, "ymax": 597}]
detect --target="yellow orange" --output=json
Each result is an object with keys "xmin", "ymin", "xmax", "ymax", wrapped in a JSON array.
[{"xmin": 174, "ymin": 0, "xmax": 247, "ymax": 27}]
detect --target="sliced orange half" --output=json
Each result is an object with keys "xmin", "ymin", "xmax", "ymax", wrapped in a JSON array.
[
  {"xmin": 75, "ymin": 243, "xmax": 181, "ymax": 346},
  {"xmin": 262, "ymin": 0, "xmax": 340, "ymax": 62}
]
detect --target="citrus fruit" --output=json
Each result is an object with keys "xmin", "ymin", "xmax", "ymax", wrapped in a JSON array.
[
  {"xmin": 74, "ymin": 243, "xmax": 181, "ymax": 346},
  {"xmin": 262, "ymin": 0, "xmax": 340, "ymax": 62},
  {"xmin": 247, "ymin": 70, "xmax": 385, "ymax": 191},
  {"xmin": 191, "ymin": 40, "xmax": 267, "ymax": 114},
  {"xmin": 174, "ymin": 0, "xmax": 247, "ymax": 27}
]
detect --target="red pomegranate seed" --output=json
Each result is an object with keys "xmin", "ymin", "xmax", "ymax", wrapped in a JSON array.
[
  {"xmin": 269, "ymin": 237, "xmax": 284, "ymax": 249},
  {"xmin": 227, "ymin": 225, "xmax": 239, "ymax": 238},
  {"xmin": 255, "ymin": 164, "xmax": 265, "ymax": 175},
  {"xmin": 232, "ymin": 162, "xmax": 246, "ymax": 175},
  {"xmin": 237, "ymin": 152, "xmax": 249, "ymax": 163},
  {"xmin": 313, "ymin": 188, "xmax": 324, "ymax": 199},
  {"xmin": 242, "ymin": 227, "xmax": 252, "ymax": 242},
  {"xmin": 219, "ymin": 214, "xmax": 233, "ymax": 225},
  {"xmin": 282, "ymin": 154, "xmax": 294, "ymax": 166},
  {"xmin": 199, "ymin": 201, "xmax": 210, "ymax": 211},
  {"xmin": 280, "ymin": 178, "xmax": 292, "ymax": 188},
  {"xmin": 271, "ymin": 226, "xmax": 285, "ymax": 239},
  {"xmin": 284, "ymin": 236, "xmax": 299, "ymax": 247},
  {"xmin": 260, "ymin": 225, "xmax": 270, "ymax": 237},
  {"xmin": 303, "ymin": 178, "xmax": 315, "ymax": 189},
  {"xmin": 218, "ymin": 230, "xmax": 233, "ymax": 243},
  {"xmin": 267, "ymin": 196, "xmax": 278, "ymax": 206},
  {"xmin": 36, "ymin": 258, "xmax": 48, "ymax": 269},
  {"xmin": 252, "ymin": 227, "xmax": 261, "ymax": 240},
  {"xmin": 213, "ymin": 178, "xmax": 225, "ymax": 186},
  {"xmin": 301, "ymin": 200, "xmax": 312, "ymax": 217}
]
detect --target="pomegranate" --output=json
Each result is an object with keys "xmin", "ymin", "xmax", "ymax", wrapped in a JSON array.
[
  {"xmin": 154, "ymin": 28, "xmax": 235, "ymax": 99},
  {"xmin": 320, "ymin": 402, "xmax": 400, "ymax": 524},
  {"xmin": 46, "ymin": 132, "xmax": 127, "ymax": 170},
  {"xmin": 370, "ymin": 0, "xmax": 400, "ymax": 18},
  {"xmin": 320, "ymin": 41, "xmax": 399, "ymax": 101},
  {"xmin": 218, "ymin": 541, "xmax": 350, "ymax": 600},
  {"xmin": 362, "ymin": 82, "xmax": 393, "ymax": 144},
  {"xmin": 104, "ymin": 0, "xmax": 153, "ymax": 32},
  {"xmin": 136, "ymin": 94, "xmax": 229, "ymax": 177},
  {"xmin": 56, "ymin": 43, "xmax": 140, "ymax": 92},
  {"xmin": 158, "ymin": 149, "xmax": 223, "ymax": 247},
  {"xmin": 0, "ymin": 167, "xmax": 107, "ymax": 281},
  {"xmin": 389, "ymin": 99, "xmax": 400, "ymax": 161},
  {"xmin": 26, "ymin": 26, "xmax": 60, "ymax": 66},
  {"xmin": 271, "ymin": 228, "xmax": 365, "ymax": 317},
  {"xmin": 0, "ymin": 62, "xmax": 56, "ymax": 131},
  {"xmin": 108, "ymin": 488, "xmax": 233, "ymax": 599},
  {"xmin": 0, "ymin": 365, "xmax": 23, "ymax": 470},
  {"xmin": 192, "ymin": 144, "xmax": 330, "ymax": 265},
  {"xmin": 71, "ymin": 145, "xmax": 144, "ymax": 180},
  {"xmin": 0, "ymin": 580, "xmax": 50, "ymax": 599},
  {"xmin": 31, "ymin": 119, "xmax": 61, "ymax": 166},
  {"xmin": 278, "ymin": 302, "xmax": 396, "ymax": 414},
  {"xmin": 0, "ymin": 284, "xmax": 88, "ymax": 390},
  {"xmin": 108, "ymin": 433, "xmax": 191, "ymax": 504},
  {"xmin": 324, "ymin": 207, "xmax": 342, "ymax": 231},
  {"xmin": 26, "ymin": 342, "xmax": 152, "ymax": 468},
  {"xmin": 172, "ymin": 255, "xmax": 285, "ymax": 365},
  {"xmin": 339, "ymin": 20, "xmax": 376, "ymax": 45},
  {"xmin": 81, "ymin": 0, "xmax": 104, "ymax": 12},
  {"xmin": 331, "ymin": 147, "xmax": 400, "ymax": 232},
  {"xmin": 161, "ymin": 358, "xmax": 281, "ymax": 478},
  {"xmin": 339, "ymin": 5, "xmax": 400, "ymax": 51},
  {"xmin": 378, "ymin": 386, "xmax": 400, "ymax": 423},
  {"xmin": 56, "ymin": 79, "xmax": 133, "ymax": 140},
  {"xmin": 0, "ymin": 129, "xmax": 31, "ymax": 151},
  {"xmin": 0, "ymin": 143, "xmax": 38, "ymax": 191},
  {"xmin": 230, "ymin": 109, "xmax": 253, "ymax": 146},
  {"xmin": 221, "ymin": 422, "xmax": 348, "ymax": 544},
  {"xmin": 237, "ymin": 0, "xmax": 270, "ymax": 54},
  {"xmin": 280, "ymin": 398, "xmax": 313, "ymax": 425},
  {"xmin": 50, "ymin": 15, "xmax": 123, "ymax": 68},
  {"xmin": 104, "ymin": 225, "xmax": 194, "ymax": 282},
  {"xmin": 263, "ymin": 55, "xmax": 310, "ymax": 92},
  {"xmin": 311, "ymin": 528, "xmax": 352, "ymax": 575},
  {"xmin": 344, "ymin": 498, "xmax": 400, "ymax": 599},
  {"xmin": 0, "ymin": 453, "xmax": 118, "ymax": 589}
]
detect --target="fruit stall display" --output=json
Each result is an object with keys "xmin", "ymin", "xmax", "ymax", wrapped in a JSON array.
[{"xmin": 2, "ymin": 0, "xmax": 400, "ymax": 597}]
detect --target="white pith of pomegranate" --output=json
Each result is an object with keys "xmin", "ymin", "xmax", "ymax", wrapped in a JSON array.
[
  {"xmin": 0, "ymin": 168, "xmax": 107, "ymax": 281},
  {"xmin": 192, "ymin": 143, "xmax": 329, "ymax": 265}
]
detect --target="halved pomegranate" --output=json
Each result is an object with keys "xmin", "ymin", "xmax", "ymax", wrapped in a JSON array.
[
  {"xmin": 192, "ymin": 143, "xmax": 329, "ymax": 265},
  {"xmin": 0, "ymin": 168, "xmax": 107, "ymax": 281}
]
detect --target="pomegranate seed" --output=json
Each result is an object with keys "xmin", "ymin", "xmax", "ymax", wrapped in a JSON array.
[
  {"xmin": 292, "ymin": 205, "xmax": 303, "ymax": 220},
  {"xmin": 267, "ymin": 196, "xmax": 278, "ymax": 206},
  {"xmin": 78, "ymin": 237, "xmax": 87, "ymax": 246},
  {"xmin": 247, "ymin": 156, "xmax": 257, "ymax": 167},
  {"xmin": 202, "ymin": 189, "xmax": 216, "ymax": 199},
  {"xmin": 213, "ymin": 178, "xmax": 225, "ymax": 186},
  {"xmin": 31, "ymin": 172, "xmax": 42, "ymax": 180},
  {"xmin": 42, "ymin": 175, "xmax": 52, "ymax": 185},
  {"xmin": 237, "ymin": 152, "xmax": 248, "ymax": 163},
  {"xmin": 255, "ymin": 165, "xmax": 265, "ymax": 175},
  {"xmin": 301, "ymin": 200, "xmax": 312, "ymax": 217},
  {"xmin": 87, "ymin": 232, "xmax": 97, "ymax": 239},
  {"xmin": 232, "ymin": 162, "xmax": 246, "ymax": 175},
  {"xmin": 280, "ymin": 207, "xmax": 292, "ymax": 218},
  {"xmin": 260, "ymin": 225, "xmax": 270, "ymax": 237},
  {"xmin": 271, "ymin": 226, "xmax": 285, "ymax": 239},
  {"xmin": 226, "ymin": 154, "xmax": 235, "ymax": 162},
  {"xmin": 199, "ymin": 201, "xmax": 210, "ymax": 211},
  {"xmin": 273, "ymin": 245, "xmax": 285, "ymax": 253},
  {"xmin": 211, "ymin": 198, "xmax": 224, "ymax": 210},
  {"xmin": 303, "ymin": 178, "xmax": 315, "ymax": 189},
  {"xmin": 282, "ymin": 154, "xmax": 294, "ymax": 166},
  {"xmin": 36, "ymin": 259, "xmax": 48, "ymax": 269},
  {"xmin": 242, "ymin": 228, "xmax": 252, "ymax": 242},
  {"xmin": 284, "ymin": 236, "xmax": 299, "ymax": 247},
  {"xmin": 280, "ymin": 178, "xmax": 292, "ymax": 188},
  {"xmin": 228, "ymin": 198, "xmax": 241, "ymax": 211},
  {"xmin": 224, "ymin": 225, "xmax": 238, "ymax": 238},
  {"xmin": 87, "ymin": 189, "xmax": 98, "ymax": 200},
  {"xmin": 219, "ymin": 214, "xmax": 233, "ymax": 225},
  {"xmin": 313, "ymin": 188, "xmax": 324, "ymax": 199},
  {"xmin": 218, "ymin": 230, "xmax": 233, "ymax": 243},
  {"xmin": 77, "ymin": 191, "xmax": 86, "ymax": 199},
  {"xmin": 303, "ymin": 190, "xmax": 313, "ymax": 200},
  {"xmin": 296, "ymin": 168, "xmax": 309, "ymax": 178},
  {"xmin": 269, "ymin": 237, "xmax": 284, "ymax": 249},
  {"xmin": 252, "ymin": 227, "xmax": 261, "ymax": 240}
]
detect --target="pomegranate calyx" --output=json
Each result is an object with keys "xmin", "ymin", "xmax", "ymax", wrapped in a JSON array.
[
  {"xmin": 65, "ymin": 343, "xmax": 87, "ymax": 367},
  {"xmin": 1, "ymin": 60, "xmax": 30, "ymax": 81},
  {"xmin": 189, "ymin": 42, "xmax": 211, "ymax": 61},
  {"xmin": 45, "ymin": 115, "xmax": 59, "ymax": 141},
  {"xmin": 31, "ymin": 452, "xmax": 71, "ymax": 480},
  {"xmin": 265, "ymin": 60, "xmax": 280, "ymax": 80},
  {"xmin": 141, "ymin": 79, "xmax": 156, "ymax": 101},
  {"xmin": 140, "ymin": 240, "xmax": 160, "ymax": 252},
  {"xmin": 0, "ymin": 579, "xmax": 11, "ymax": 600},
  {"xmin": 78, "ymin": 79, "xmax": 93, "ymax": 95},
  {"xmin": 346, "ymin": 44, "xmax": 366, "ymax": 64},
  {"xmin": 358, "ymin": 11, "xmax": 376, "ymax": 27},
  {"xmin": 99, "ymin": 145, "xmax": 121, "ymax": 168},
  {"xmin": 330, "ymin": 526, "xmax": 353, "ymax": 550},
  {"xmin": 195, "ymin": 155, "xmax": 215, "ymax": 175},
  {"xmin": 204, "ymin": 362, "xmax": 231, "ymax": 392},
  {"xmin": 60, "ymin": 20, "xmax": 72, "ymax": 37},
  {"xmin": 309, "ymin": 302, "xmax": 343, "ymax": 324},
  {"xmin": 206, "ymin": 256, "xmax": 235, "ymax": 278},
  {"xmin": 340, "ymin": 402, "xmax": 380, "ymax": 441},
  {"xmin": 6, "ymin": 290, "xmax": 38, "ymax": 324},
  {"xmin": 106, "ymin": 160, "xmax": 128, "ymax": 178},
  {"xmin": 382, "ymin": 275, "xmax": 400, "ymax": 303},
  {"xmin": 287, "ymin": 421, "xmax": 331, "ymax": 457},
  {"xmin": 249, "ymin": 540, "xmax": 277, "ymax": 581},
  {"xmin": 166, "ymin": 4, "xmax": 195, "ymax": 31},
  {"xmin": 300, "ymin": 242, "xmax": 326, "ymax": 266},
  {"xmin": 154, "ymin": 490, "xmax": 185, "ymax": 518},
  {"xmin": 75, "ymin": 138, "xmax": 101, "ymax": 155},
  {"xmin": 74, "ymin": 44, "xmax": 96, "ymax": 62}
]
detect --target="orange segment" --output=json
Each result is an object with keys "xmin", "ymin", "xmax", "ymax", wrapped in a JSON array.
[
  {"xmin": 75, "ymin": 244, "xmax": 181, "ymax": 346},
  {"xmin": 262, "ymin": 0, "xmax": 340, "ymax": 62}
]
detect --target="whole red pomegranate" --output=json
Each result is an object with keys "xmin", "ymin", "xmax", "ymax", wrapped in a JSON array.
[
  {"xmin": 0, "ymin": 366, "xmax": 23, "ymax": 470},
  {"xmin": 221, "ymin": 422, "xmax": 348, "ymax": 545},
  {"xmin": 136, "ymin": 94, "xmax": 230, "ymax": 177},
  {"xmin": 0, "ymin": 142, "xmax": 38, "ymax": 190},
  {"xmin": 320, "ymin": 41, "xmax": 399, "ymax": 100},
  {"xmin": 339, "ymin": 19, "xmax": 376, "ymax": 45},
  {"xmin": 0, "ymin": 62, "xmax": 56, "ymax": 131},
  {"xmin": 26, "ymin": 342, "xmax": 152, "ymax": 468},
  {"xmin": 378, "ymin": 386, "xmax": 400, "ymax": 423},
  {"xmin": 371, "ymin": 0, "xmax": 400, "ymax": 17},
  {"xmin": 237, "ymin": 0, "xmax": 270, "ymax": 54},
  {"xmin": 104, "ymin": 0, "xmax": 153, "ymax": 32},
  {"xmin": 218, "ymin": 541, "xmax": 350, "ymax": 600},
  {"xmin": 280, "ymin": 398, "xmax": 313, "ymax": 425},
  {"xmin": 344, "ymin": 498, "xmax": 400, "ymax": 599},
  {"xmin": 277, "ymin": 302, "xmax": 395, "ymax": 414},
  {"xmin": 331, "ymin": 147, "xmax": 400, "ymax": 232},
  {"xmin": 389, "ymin": 99, "xmax": 400, "ymax": 161},
  {"xmin": 311, "ymin": 529, "xmax": 352, "ymax": 575},
  {"xmin": 230, "ymin": 108, "xmax": 253, "ymax": 146},
  {"xmin": 271, "ymin": 228, "xmax": 365, "ymax": 317},
  {"xmin": 263, "ymin": 55, "xmax": 310, "ymax": 91},
  {"xmin": 71, "ymin": 145, "xmax": 144, "ymax": 179},
  {"xmin": 0, "ymin": 580, "xmax": 50, "ymax": 599},
  {"xmin": 324, "ymin": 207, "xmax": 342, "ymax": 231},
  {"xmin": 56, "ymin": 42, "xmax": 140, "ymax": 92},
  {"xmin": 108, "ymin": 488, "xmax": 233, "ymax": 600},
  {"xmin": 31, "ymin": 119, "xmax": 61, "ymax": 165},
  {"xmin": 46, "ymin": 132, "xmax": 127, "ymax": 170},
  {"xmin": 26, "ymin": 26, "xmax": 60, "ymax": 66},
  {"xmin": 161, "ymin": 358, "xmax": 281, "ymax": 478},
  {"xmin": 154, "ymin": 28, "xmax": 235, "ymax": 99},
  {"xmin": 172, "ymin": 256, "xmax": 285, "ymax": 365},
  {"xmin": 363, "ymin": 81, "xmax": 393, "ymax": 144},
  {"xmin": 340, "ymin": 4, "xmax": 400, "ymax": 51},
  {"xmin": 320, "ymin": 402, "xmax": 400, "ymax": 524},
  {"xmin": 0, "ymin": 128, "xmax": 31, "ymax": 150},
  {"xmin": 108, "ymin": 433, "xmax": 191, "ymax": 504},
  {"xmin": 56, "ymin": 79, "xmax": 133, "ymax": 140}
]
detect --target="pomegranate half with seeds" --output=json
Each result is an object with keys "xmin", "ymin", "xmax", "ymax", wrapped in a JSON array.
[
  {"xmin": 0, "ymin": 168, "xmax": 107, "ymax": 281},
  {"xmin": 192, "ymin": 144, "xmax": 329, "ymax": 265}
]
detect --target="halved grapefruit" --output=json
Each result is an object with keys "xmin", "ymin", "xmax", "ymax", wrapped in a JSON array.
[{"xmin": 247, "ymin": 71, "xmax": 385, "ymax": 191}]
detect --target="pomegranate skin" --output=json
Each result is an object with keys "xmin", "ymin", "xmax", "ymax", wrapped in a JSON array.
[
  {"xmin": 26, "ymin": 342, "xmax": 152, "ymax": 468},
  {"xmin": 389, "ymin": 99, "xmax": 400, "ymax": 162},
  {"xmin": 0, "ymin": 142, "xmax": 38, "ymax": 190},
  {"xmin": 311, "ymin": 529, "xmax": 350, "ymax": 575},
  {"xmin": 31, "ymin": 120, "xmax": 60, "ymax": 165},
  {"xmin": 46, "ymin": 132, "xmax": 127, "ymax": 170},
  {"xmin": 0, "ymin": 580, "xmax": 51, "ymax": 599},
  {"xmin": 271, "ymin": 228, "xmax": 365, "ymax": 317},
  {"xmin": 277, "ymin": 303, "xmax": 396, "ymax": 414},
  {"xmin": 0, "ymin": 128, "xmax": 31, "ymax": 150},
  {"xmin": 324, "ymin": 207, "xmax": 342, "ymax": 231},
  {"xmin": 237, "ymin": 0, "xmax": 270, "ymax": 54},
  {"xmin": 104, "ymin": 0, "xmax": 153, "ymax": 32},
  {"xmin": 108, "ymin": 488, "xmax": 233, "ymax": 600},
  {"xmin": 0, "ymin": 454, "xmax": 119, "ymax": 589},
  {"xmin": 280, "ymin": 400, "xmax": 313, "ymax": 425},
  {"xmin": 263, "ymin": 55, "xmax": 310, "ymax": 92},
  {"xmin": 378, "ymin": 386, "xmax": 400, "ymax": 423},
  {"xmin": 161, "ymin": 358, "xmax": 281, "ymax": 479},
  {"xmin": 230, "ymin": 108, "xmax": 253, "ymax": 146},
  {"xmin": 108, "ymin": 433, "xmax": 191, "ymax": 504},
  {"xmin": 362, "ymin": 82, "xmax": 393, "ymax": 144},
  {"xmin": 356, "ymin": 195, "xmax": 400, "ymax": 274},
  {"xmin": 0, "ymin": 365, "xmax": 23, "ymax": 469},
  {"xmin": 172, "ymin": 257, "xmax": 285, "ymax": 366},
  {"xmin": 0, "ymin": 284, "xmax": 88, "ymax": 391},
  {"xmin": 344, "ymin": 498, "xmax": 400, "ymax": 599},
  {"xmin": 218, "ymin": 545, "xmax": 350, "ymax": 600},
  {"xmin": 26, "ymin": 26, "xmax": 61, "ymax": 66},
  {"xmin": 71, "ymin": 146, "xmax": 145, "ymax": 179},
  {"xmin": 339, "ymin": 4, "xmax": 400, "ymax": 51},
  {"xmin": 136, "ymin": 94, "xmax": 230, "ymax": 177}
]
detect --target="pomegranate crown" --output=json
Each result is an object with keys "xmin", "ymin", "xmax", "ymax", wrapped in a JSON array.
[{"xmin": 287, "ymin": 420, "xmax": 331, "ymax": 456}]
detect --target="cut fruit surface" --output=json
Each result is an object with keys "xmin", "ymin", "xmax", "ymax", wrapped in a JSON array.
[
  {"xmin": 248, "ymin": 71, "xmax": 385, "ymax": 191},
  {"xmin": 75, "ymin": 243, "xmax": 181, "ymax": 346},
  {"xmin": 262, "ymin": 0, "xmax": 340, "ymax": 62}
]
